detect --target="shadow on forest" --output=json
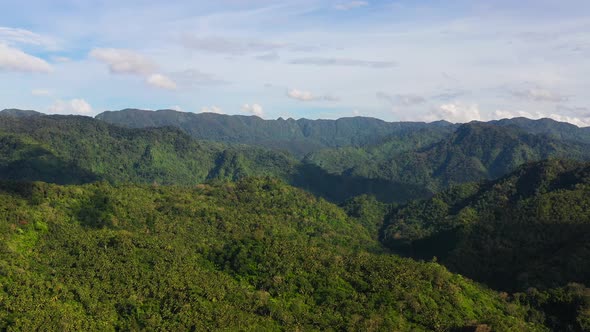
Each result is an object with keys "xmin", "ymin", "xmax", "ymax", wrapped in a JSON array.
[
  {"xmin": 381, "ymin": 220, "xmax": 590, "ymax": 292},
  {"xmin": 0, "ymin": 143, "xmax": 100, "ymax": 187},
  {"xmin": 292, "ymin": 163, "xmax": 432, "ymax": 203}
]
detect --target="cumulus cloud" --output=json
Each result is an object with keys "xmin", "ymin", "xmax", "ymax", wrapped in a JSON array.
[
  {"xmin": 494, "ymin": 109, "xmax": 590, "ymax": 127},
  {"xmin": 147, "ymin": 74, "xmax": 177, "ymax": 90},
  {"xmin": 31, "ymin": 89, "xmax": 51, "ymax": 96},
  {"xmin": 47, "ymin": 99, "xmax": 93, "ymax": 115},
  {"xmin": 182, "ymin": 36, "xmax": 283, "ymax": 55},
  {"xmin": 201, "ymin": 106, "xmax": 223, "ymax": 114},
  {"xmin": 287, "ymin": 88, "xmax": 338, "ymax": 102},
  {"xmin": 290, "ymin": 57, "xmax": 396, "ymax": 68},
  {"xmin": 510, "ymin": 88, "xmax": 568, "ymax": 103},
  {"xmin": 90, "ymin": 48, "xmax": 155, "ymax": 75},
  {"xmin": 421, "ymin": 103, "xmax": 482, "ymax": 123},
  {"xmin": 0, "ymin": 43, "xmax": 53, "ymax": 73},
  {"xmin": 377, "ymin": 92, "xmax": 426, "ymax": 106},
  {"xmin": 90, "ymin": 48, "xmax": 178, "ymax": 90},
  {"xmin": 334, "ymin": 1, "xmax": 369, "ymax": 10},
  {"xmin": 242, "ymin": 103, "xmax": 264, "ymax": 117}
]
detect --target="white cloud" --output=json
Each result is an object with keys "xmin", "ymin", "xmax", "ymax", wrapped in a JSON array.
[
  {"xmin": 0, "ymin": 43, "xmax": 52, "ymax": 73},
  {"xmin": 90, "ymin": 48, "xmax": 179, "ymax": 90},
  {"xmin": 334, "ymin": 1, "xmax": 369, "ymax": 10},
  {"xmin": 242, "ymin": 103, "xmax": 264, "ymax": 117},
  {"xmin": 288, "ymin": 89, "xmax": 314, "ymax": 101},
  {"xmin": 287, "ymin": 88, "xmax": 338, "ymax": 102},
  {"xmin": 0, "ymin": 27, "xmax": 58, "ymax": 50},
  {"xmin": 146, "ymin": 74, "xmax": 177, "ymax": 90},
  {"xmin": 47, "ymin": 99, "xmax": 93, "ymax": 115},
  {"xmin": 90, "ymin": 48, "xmax": 155, "ymax": 75},
  {"xmin": 422, "ymin": 103, "xmax": 482, "ymax": 123},
  {"xmin": 31, "ymin": 89, "xmax": 51, "ymax": 96},
  {"xmin": 546, "ymin": 114, "xmax": 590, "ymax": 127},
  {"xmin": 494, "ymin": 109, "xmax": 590, "ymax": 127},
  {"xmin": 201, "ymin": 106, "xmax": 223, "ymax": 114}
]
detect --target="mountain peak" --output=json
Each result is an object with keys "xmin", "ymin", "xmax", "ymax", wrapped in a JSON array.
[{"xmin": 0, "ymin": 109, "xmax": 44, "ymax": 117}]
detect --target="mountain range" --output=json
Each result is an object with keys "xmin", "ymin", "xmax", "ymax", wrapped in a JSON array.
[
  {"xmin": 4, "ymin": 108, "xmax": 590, "ymax": 202},
  {"xmin": 2, "ymin": 107, "xmax": 590, "ymax": 330}
]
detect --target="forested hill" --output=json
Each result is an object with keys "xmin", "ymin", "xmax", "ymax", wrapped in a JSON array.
[
  {"xmin": 0, "ymin": 178, "xmax": 545, "ymax": 331},
  {"xmin": 3, "ymin": 110, "xmax": 590, "ymax": 203},
  {"xmin": 1, "ymin": 109, "xmax": 589, "ymax": 330},
  {"xmin": 95, "ymin": 108, "xmax": 590, "ymax": 156},
  {"xmin": 305, "ymin": 122, "xmax": 590, "ymax": 192},
  {"xmin": 0, "ymin": 113, "xmax": 428, "ymax": 203},
  {"xmin": 383, "ymin": 159, "xmax": 590, "ymax": 291},
  {"xmin": 488, "ymin": 117, "xmax": 590, "ymax": 145},
  {"xmin": 0, "ymin": 113, "xmax": 295, "ymax": 185},
  {"xmin": 380, "ymin": 159, "xmax": 590, "ymax": 331},
  {"xmin": 95, "ymin": 108, "xmax": 457, "ymax": 157},
  {"xmin": 0, "ymin": 108, "xmax": 44, "ymax": 118}
]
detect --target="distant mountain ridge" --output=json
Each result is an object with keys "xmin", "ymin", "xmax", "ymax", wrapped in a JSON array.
[
  {"xmin": 95, "ymin": 108, "xmax": 590, "ymax": 156},
  {"xmin": 305, "ymin": 121, "xmax": 590, "ymax": 192},
  {"xmin": 0, "ymin": 113, "xmax": 429, "ymax": 203},
  {"xmin": 0, "ymin": 108, "xmax": 44, "ymax": 118},
  {"xmin": 4, "ymin": 108, "xmax": 590, "ymax": 202},
  {"xmin": 487, "ymin": 117, "xmax": 590, "ymax": 145},
  {"xmin": 95, "ymin": 108, "xmax": 458, "ymax": 156}
]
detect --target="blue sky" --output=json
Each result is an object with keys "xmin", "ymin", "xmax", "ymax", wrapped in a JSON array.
[{"xmin": 1, "ymin": 0, "xmax": 589, "ymax": 125}]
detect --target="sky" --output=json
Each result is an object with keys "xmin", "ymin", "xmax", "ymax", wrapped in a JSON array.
[{"xmin": 1, "ymin": 0, "xmax": 589, "ymax": 125}]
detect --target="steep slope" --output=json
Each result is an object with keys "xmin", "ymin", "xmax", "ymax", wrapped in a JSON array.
[
  {"xmin": 95, "ymin": 108, "xmax": 457, "ymax": 156},
  {"xmin": 0, "ymin": 179, "xmax": 544, "ymax": 331},
  {"xmin": 382, "ymin": 160, "xmax": 590, "ymax": 331},
  {"xmin": 0, "ymin": 114, "xmax": 296, "ymax": 185},
  {"xmin": 383, "ymin": 159, "xmax": 590, "ymax": 291},
  {"xmin": 490, "ymin": 117, "xmax": 590, "ymax": 145},
  {"xmin": 0, "ymin": 114, "xmax": 427, "ymax": 203},
  {"xmin": 306, "ymin": 123, "xmax": 590, "ymax": 192}
]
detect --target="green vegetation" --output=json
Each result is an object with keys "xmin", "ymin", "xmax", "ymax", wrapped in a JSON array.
[
  {"xmin": 306, "ymin": 123, "xmax": 590, "ymax": 193},
  {"xmin": 95, "ymin": 108, "xmax": 457, "ymax": 157},
  {"xmin": 0, "ymin": 113, "xmax": 430, "ymax": 203},
  {"xmin": 0, "ymin": 178, "xmax": 545, "ymax": 331},
  {"xmin": 96, "ymin": 109, "xmax": 590, "ymax": 194},
  {"xmin": 383, "ymin": 160, "xmax": 590, "ymax": 331},
  {"xmin": 490, "ymin": 117, "xmax": 590, "ymax": 145},
  {"xmin": 0, "ymin": 114, "xmax": 296, "ymax": 185},
  {"xmin": 2, "ymin": 109, "xmax": 590, "ymax": 330}
]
